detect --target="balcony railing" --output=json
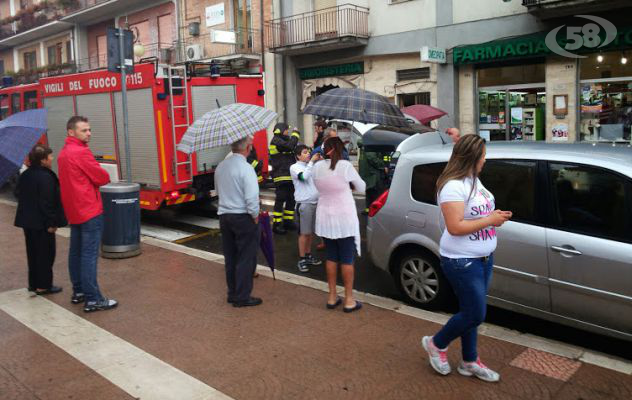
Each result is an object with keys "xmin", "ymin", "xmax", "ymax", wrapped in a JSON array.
[
  {"xmin": 0, "ymin": 0, "xmax": 110, "ymax": 40},
  {"xmin": 75, "ymin": 41, "xmax": 176, "ymax": 72},
  {"xmin": 265, "ymin": 4, "xmax": 369, "ymax": 50}
]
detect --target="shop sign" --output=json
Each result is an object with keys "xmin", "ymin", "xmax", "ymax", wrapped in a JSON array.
[
  {"xmin": 454, "ymin": 26, "xmax": 632, "ymax": 65},
  {"xmin": 299, "ymin": 62, "xmax": 364, "ymax": 80},
  {"xmin": 421, "ymin": 46, "xmax": 446, "ymax": 64},
  {"xmin": 206, "ymin": 4, "xmax": 225, "ymax": 27}
]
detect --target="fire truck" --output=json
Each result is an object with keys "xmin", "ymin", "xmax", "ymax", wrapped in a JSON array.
[
  {"xmin": 38, "ymin": 61, "xmax": 267, "ymax": 210},
  {"xmin": 0, "ymin": 81, "xmax": 41, "ymax": 119}
]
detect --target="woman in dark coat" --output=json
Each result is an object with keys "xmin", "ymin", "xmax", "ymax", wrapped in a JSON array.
[{"xmin": 14, "ymin": 144, "xmax": 67, "ymax": 295}]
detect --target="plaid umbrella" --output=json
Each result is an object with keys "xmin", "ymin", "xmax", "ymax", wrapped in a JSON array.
[
  {"xmin": 401, "ymin": 104, "xmax": 447, "ymax": 125},
  {"xmin": 0, "ymin": 108, "xmax": 47, "ymax": 187},
  {"xmin": 303, "ymin": 88, "xmax": 409, "ymax": 128},
  {"xmin": 177, "ymin": 103, "xmax": 277, "ymax": 154}
]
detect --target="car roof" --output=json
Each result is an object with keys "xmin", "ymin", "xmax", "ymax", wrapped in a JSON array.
[{"xmin": 402, "ymin": 141, "xmax": 632, "ymax": 167}]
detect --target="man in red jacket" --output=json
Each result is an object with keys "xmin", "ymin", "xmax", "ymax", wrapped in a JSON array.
[{"xmin": 58, "ymin": 116, "xmax": 117, "ymax": 312}]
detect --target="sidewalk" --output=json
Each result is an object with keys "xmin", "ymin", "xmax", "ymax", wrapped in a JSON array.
[{"xmin": 0, "ymin": 202, "xmax": 630, "ymax": 400}]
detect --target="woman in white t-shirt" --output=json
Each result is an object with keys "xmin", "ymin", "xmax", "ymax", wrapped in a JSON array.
[
  {"xmin": 313, "ymin": 137, "xmax": 366, "ymax": 313},
  {"xmin": 421, "ymin": 135, "xmax": 512, "ymax": 383}
]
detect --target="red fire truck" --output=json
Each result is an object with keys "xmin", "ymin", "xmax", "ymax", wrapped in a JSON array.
[
  {"xmin": 0, "ymin": 82, "xmax": 41, "ymax": 119},
  {"xmin": 38, "ymin": 62, "xmax": 267, "ymax": 210}
]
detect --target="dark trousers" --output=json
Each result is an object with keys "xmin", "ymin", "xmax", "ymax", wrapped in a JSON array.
[
  {"xmin": 365, "ymin": 187, "xmax": 381, "ymax": 211},
  {"xmin": 219, "ymin": 214, "xmax": 259, "ymax": 302},
  {"xmin": 273, "ymin": 182, "xmax": 295, "ymax": 224},
  {"xmin": 23, "ymin": 229, "xmax": 56, "ymax": 290}
]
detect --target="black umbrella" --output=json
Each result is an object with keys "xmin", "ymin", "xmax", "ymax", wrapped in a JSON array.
[{"xmin": 303, "ymin": 88, "xmax": 409, "ymax": 127}]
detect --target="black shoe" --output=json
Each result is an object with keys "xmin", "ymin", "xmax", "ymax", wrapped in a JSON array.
[
  {"xmin": 84, "ymin": 298, "xmax": 118, "ymax": 313},
  {"xmin": 273, "ymin": 224, "xmax": 287, "ymax": 235},
  {"xmin": 227, "ymin": 297, "xmax": 236, "ymax": 304},
  {"xmin": 233, "ymin": 297, "xmax": 263, "ymax": 308},
  {"xmin": 284, "ymin": 221, "xmax": 297, "ymax": 231},
  {"xmin": 35, "ymin": 286, "xmax": 62, "ymax": 295},
  {"xmin": 71, "ymin": 293, "xmax": 85, "ymax": 304}
]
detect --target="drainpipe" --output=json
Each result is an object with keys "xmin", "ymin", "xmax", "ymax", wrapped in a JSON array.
[
  {"xmin": 260, "ymin": 0, "xmax": 265, "ymax": 72},
  {"xmin": 273, "ymin": 0, "xmax": 285, "ymax": 122}
]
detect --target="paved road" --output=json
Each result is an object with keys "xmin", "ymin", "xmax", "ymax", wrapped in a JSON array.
[
  {"xmin": 141, "ymin": 189, "xmax": 632, "ymax": 361},
  {"xmin": 2, "ymin": 184, "xmax": 630, "ymax": 361}
]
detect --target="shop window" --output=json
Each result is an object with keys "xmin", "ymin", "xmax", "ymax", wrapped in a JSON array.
[
  {"xmin": 480, "ymin": 160, "xmax": 537, "ymax": 224},
  {"xmin": 23, "ymin": 51, "xmax": 37, "ymax": 72},
  {"xmin": 411, "ymin": 162, "xmax": 446, "ymax": 205},
  {"xmin": 579, "ymin": 50, "xmax": 632, "ymax": 142},
  {"xmin": 23, "ymin": 91, "xmax": 38, "ymax": 110},
  {"xmin": 548, "ymin": 163, "xmax": 631, "ymax": 243},
  {"xmin": 399, "ymin": 92, "xmax": 430, "ymax": 108},
  {"xmin": 396, "ymin": 67, "xmax": 430, "ymax": 82},
  {"xmin": 477, "ymin": 63, "xmax": 544, "ymax": 87}
]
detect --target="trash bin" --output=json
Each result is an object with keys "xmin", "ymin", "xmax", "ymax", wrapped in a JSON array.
[{"xmin": 100, "ymin": 182, "xmax": 142, "ymax": 259}]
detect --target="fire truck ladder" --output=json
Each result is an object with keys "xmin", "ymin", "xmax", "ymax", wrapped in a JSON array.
[{"xmin": 168, "ymin": 65, "xmax": 193, "ymax": 184}]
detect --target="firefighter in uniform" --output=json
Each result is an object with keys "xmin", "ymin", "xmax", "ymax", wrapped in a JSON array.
[
  {"xmin": 358, "ymin": 142, "xmax": 389, "ymax": 215},
  {"xmin": 269, "ymin": 122, "xmax": 300, "ymax": 234},
  {"xmin": 247, "ymin": 147, "xmax": 264, "ymax": 185}
]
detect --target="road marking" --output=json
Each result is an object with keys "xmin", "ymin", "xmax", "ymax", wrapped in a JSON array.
[
  {"xmin": 141, "ymin": 236, "xmax": 632, "ymax": 376},
  {"xmin": 140, "ymin": 223, "xmax": 192, "ymax": 242},
  {"xmin": 174, "ymin": 215, "xmax": 220, "ymax": 230},
  {"xmin": 0, "ymin": 289, "xmax": 233, "ymax": 400},
  {"xmin": 174, "ymin": 230, "xmax": 215, "ymax": 244}
]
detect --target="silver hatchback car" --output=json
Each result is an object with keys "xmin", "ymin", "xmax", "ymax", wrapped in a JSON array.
[{"xmin": 367, "ymin": 141, "xmax": 632, "ymax": 341}]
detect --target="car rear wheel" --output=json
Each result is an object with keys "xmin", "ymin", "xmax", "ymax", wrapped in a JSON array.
[{"xmin": 394, "ymin": 251, "xmax": 453, "ymax": 310}]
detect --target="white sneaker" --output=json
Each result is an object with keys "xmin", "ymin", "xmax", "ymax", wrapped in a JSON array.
[
  {"xmin": 421, "ymin": 336, "xmax": 451, "ymax": 376},
  {"xmin": 457, "ymin": 358, "xmax": 500, "ymax": 382}
]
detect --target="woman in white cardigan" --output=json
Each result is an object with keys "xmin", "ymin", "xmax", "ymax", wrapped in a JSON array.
[{"xmin": 313, "ymin": 137, "xmax": 366, "ymax": 313}]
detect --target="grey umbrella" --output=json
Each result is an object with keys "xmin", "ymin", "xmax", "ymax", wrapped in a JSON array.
[{"xmin": 303, "ymin": 88, "xmax": 409, "ymax": 128}]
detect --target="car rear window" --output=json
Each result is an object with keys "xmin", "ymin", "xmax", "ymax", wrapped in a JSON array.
[{"xmin": 411, "ymin": 162, "xmax": 446, "ymax": 205}]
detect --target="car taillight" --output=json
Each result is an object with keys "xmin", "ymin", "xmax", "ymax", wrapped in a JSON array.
[{"xmin": 368, "ymin": 190, "xmax": 389, "ymax": 217}]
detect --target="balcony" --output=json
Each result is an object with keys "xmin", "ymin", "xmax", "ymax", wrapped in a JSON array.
[
  {"xmin": 0, "ymin": 0, "xmax": 159, "ymax": 48},
  {"xmin": 265, "ymin": 4, "xmax": 369, "ymax": 56},
  {"xmin": 522, "ymin": 0, "xmax": 631, "ymax": 19}
]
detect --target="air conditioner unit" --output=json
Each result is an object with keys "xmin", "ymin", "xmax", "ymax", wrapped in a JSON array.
[{"xmin": 185, "ymin": 44, "xmax": 204, "ymax": 61}]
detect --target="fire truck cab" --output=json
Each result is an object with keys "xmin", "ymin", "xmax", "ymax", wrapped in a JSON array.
[
  {"xmin": 40, "ymin": 62, "xmax": 267, "ymax": 210},
  {"xmin": 0, "ymin": 81, "xmax": 41, "ymax": 120}
]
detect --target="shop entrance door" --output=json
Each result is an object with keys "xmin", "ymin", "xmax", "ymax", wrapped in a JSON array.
[{"xmin": 479, "ymin": 84, "xmax": 545, "ymax": 141}]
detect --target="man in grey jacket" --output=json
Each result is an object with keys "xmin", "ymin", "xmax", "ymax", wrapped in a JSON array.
[{"xmin": 215, "ymin": 136, "xmax": 262, "ymax": 307}]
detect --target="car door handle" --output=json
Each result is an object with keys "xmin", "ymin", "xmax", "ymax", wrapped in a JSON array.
[{"xmin": 551, "ymin": 245, "xmax": 582, "ymax": 256}]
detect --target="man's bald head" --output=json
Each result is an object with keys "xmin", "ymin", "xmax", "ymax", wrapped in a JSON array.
[{"xmin": 446, "ymin": 128, "xmax": 461, "ymax": 143}]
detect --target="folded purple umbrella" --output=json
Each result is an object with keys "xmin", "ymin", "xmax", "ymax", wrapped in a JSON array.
[
  {"xmin": 0, "ymin": 108, "xmax": 47, "ymax": 187},
  {"xmin": 259, "ymin": 211, "xmax": 275, "ymax": 279}
]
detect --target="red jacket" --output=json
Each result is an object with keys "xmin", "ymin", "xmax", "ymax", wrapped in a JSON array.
[{"xmin": 58, "ymin": 136, "xmax": 111, "ymax": 225}]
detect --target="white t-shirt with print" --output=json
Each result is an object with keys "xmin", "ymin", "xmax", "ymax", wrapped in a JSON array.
[{"xmin": 438, "ymin": 177, "xmax": 497, "ymax": 259}]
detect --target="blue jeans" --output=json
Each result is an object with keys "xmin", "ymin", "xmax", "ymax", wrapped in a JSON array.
[
  {"xmin": 68, "ymin": 214, "xmax": 104, "ymax": 303},
  {"xmin": 432, "ymin": 255, "xmax": 493, "ymax": 362}
]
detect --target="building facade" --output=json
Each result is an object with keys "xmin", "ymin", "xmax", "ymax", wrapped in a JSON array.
[
  {"xmin": 265, "ymin": 0, "xmax": 632, "ymax": 145},
  {"xmin": 0, "ymin": 0, "xmax": 271, "ymax": 82}
]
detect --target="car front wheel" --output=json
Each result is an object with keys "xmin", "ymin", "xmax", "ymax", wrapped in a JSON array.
[{"xmin": 394, "ymin": 251, "xmax": 453, "ymax": 310}]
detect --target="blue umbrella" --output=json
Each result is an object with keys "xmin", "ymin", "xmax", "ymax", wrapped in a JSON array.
[{"xmin": 0, "ymin": 108, "xmax": 48, "ymax": 187}]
